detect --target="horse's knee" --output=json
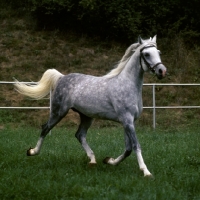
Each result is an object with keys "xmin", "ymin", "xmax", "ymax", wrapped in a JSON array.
[
  {"xmin": 133, "ymin": 144, "xmax": 141, "ymax": 152},
  {"xmin": 125, "ymin": 150, "xmax": 132, "ymax": 157}
]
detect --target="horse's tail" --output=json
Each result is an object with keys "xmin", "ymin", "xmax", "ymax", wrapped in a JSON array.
[{"xmin": 14, "ymin": 69, "xmax": 64, "ymax": 100}]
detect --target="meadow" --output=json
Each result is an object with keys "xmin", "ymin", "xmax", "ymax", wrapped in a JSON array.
[{"xmin": 0, "ymin": 124, "xmax": 200, "ymax": 200}]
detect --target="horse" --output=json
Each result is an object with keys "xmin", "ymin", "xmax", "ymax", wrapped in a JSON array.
[{"xmin": 14, "ymin": 35, "xmax": 166, "ymax": 177}]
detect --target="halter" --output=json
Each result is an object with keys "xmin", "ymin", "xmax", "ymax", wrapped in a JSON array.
[{"xmin": 140, "ymin": 45, "xmax": 162, "ymax": 73}]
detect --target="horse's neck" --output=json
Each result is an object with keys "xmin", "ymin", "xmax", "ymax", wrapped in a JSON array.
[{"xmin": 119, "ymin": 53, "xmax": 144, "ymax": 90}]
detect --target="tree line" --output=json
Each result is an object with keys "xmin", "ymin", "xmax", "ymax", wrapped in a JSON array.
[{"xmin": 2, "ymin": 0, "xmax": 200, "ymax": 42}]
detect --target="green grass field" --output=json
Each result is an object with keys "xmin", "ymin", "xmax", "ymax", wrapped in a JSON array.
[{"xmin": 0, "ymin": 125, "xmax": 200, "ymax": 199}]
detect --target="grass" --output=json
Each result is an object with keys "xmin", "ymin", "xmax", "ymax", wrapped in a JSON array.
[{"xmin": 0, "ymin": 125, "xmax": 200, "ymax": 199}]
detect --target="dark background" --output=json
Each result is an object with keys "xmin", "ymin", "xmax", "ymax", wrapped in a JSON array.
[{"xmin": 1, "ymin": 0, "xmax": 200, "ymax": 43}]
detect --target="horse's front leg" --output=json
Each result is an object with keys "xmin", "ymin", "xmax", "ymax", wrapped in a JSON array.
[
  {"xmin": 104, "ymin": 117, "xmax": 152, "ymax": 177},
  {"xmin": 124, "ymin": 122, "xmax": 152, "ymax": 177}
]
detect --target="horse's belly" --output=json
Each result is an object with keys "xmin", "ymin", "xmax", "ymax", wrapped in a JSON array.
[
  {"xmin": 91, "ymin": 110, "xmax": 119, "ymax": 121},
  {"xmin": 73, "ymin": 103, "xmax": 119, "ymax": 122}
]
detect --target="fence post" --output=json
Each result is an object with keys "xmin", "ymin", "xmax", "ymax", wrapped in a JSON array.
[
  {"xmin": 49, "ymin": 88, "xmax": 52, "ymax": 135},
  {"xmin": 153, "ymin": 84, "xmax": 156, "ymax": 129}
]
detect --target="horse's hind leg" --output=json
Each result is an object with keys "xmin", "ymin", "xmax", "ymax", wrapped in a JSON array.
[
  {"xmin": 27, "ymin": 122, "xmax": 51, "ymax": 156},
  {"xmin": 27, "ymin": 107, "xmax": 69, "ymax": 156},
  {"xmin": 75, "ymin": 113, "xmax": 96, "ymax": 165}
]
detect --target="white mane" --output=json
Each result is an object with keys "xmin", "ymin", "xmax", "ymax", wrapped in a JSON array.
[
  {"xmin": 104, "ymin": 43, "xmax": 140, "ymax": 78},
  {"xmin": 104, "ymin": 37, "xmax": 157, "ymax": 78}
]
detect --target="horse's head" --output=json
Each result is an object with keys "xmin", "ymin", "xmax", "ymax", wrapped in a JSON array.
[{"xmin": 139, "ymin": 35, "xmax": 166, "ymax": 79}]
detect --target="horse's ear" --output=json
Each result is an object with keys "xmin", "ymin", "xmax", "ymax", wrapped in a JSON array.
[
  {"xmin": 138, "ymin": 36, "xmax": 144, "ymax": 44},
  {"xmin": 152, "ymin": 35, "xmax": 157, "ymax": 43}
]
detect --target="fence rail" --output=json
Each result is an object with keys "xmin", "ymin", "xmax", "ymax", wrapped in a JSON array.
[
  {"xmin": 143, "ymin": 83, "xmax": 200, "ymax": 128},
  {"xmin": 1, "ymin": 81, "xmax": 200, "ymax": 128}
]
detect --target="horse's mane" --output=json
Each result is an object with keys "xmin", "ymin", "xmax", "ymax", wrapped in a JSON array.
[
  {"xmin": 104, "ymin": 43, "xmax": 140, "ymax": 78},
  {"xmin": 104, "ymin": 39, "xmax": 157, "ymax": 78}
]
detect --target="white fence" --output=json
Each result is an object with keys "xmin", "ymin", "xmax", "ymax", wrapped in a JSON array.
[
  {"xmin": 1, "ymin": 81, "xmax": 200, "ymax": 128},
  {"xmin": 143, "ymin": 83, "xmax": 200, "ymax": 128}
]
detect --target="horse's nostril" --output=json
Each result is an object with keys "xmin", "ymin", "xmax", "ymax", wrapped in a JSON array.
[{"xmin": 159, "ymin": 69, "xmax": 162, "ymax": 74}]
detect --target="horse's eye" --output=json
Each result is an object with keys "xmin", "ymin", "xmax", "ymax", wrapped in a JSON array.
[{"xmin": 144, "ymin": 53, "xmax": 150, "ymax": 57}]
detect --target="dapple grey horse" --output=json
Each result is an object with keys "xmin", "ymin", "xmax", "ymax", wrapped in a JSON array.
[{"xmin": 14, "ymin": 35, "xmax": 166, "ymax": 177}]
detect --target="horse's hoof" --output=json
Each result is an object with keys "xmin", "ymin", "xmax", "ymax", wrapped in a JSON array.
[
  {"xmin": 144, "ymin": 174, "xmax": 154, "ymax": 179},
  {"xmin": 103, "ymin": 157, "xmax": 111, "ymax": 164},
  {"xmin": 27, "ymin": 148, "xmax": 33, "ymax": 156},
  {"xmin": 88, "ymin": 162, "xmax": 97, "ymax": 167}
]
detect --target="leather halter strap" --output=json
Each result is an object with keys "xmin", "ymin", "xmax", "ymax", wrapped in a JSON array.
[{"xmin": 140, "ymin": 45, "xmax": 162, "ymax": 73}]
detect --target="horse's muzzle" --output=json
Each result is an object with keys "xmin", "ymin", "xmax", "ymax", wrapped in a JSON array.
[{"xmin": 155, "ymin": 64, "xmax": 167, "ymax": 79}]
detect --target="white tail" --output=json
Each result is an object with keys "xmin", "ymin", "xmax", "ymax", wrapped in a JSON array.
[{"xmin": 14, "ymin": 69, "xmax": 64, "ymax": 99}]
